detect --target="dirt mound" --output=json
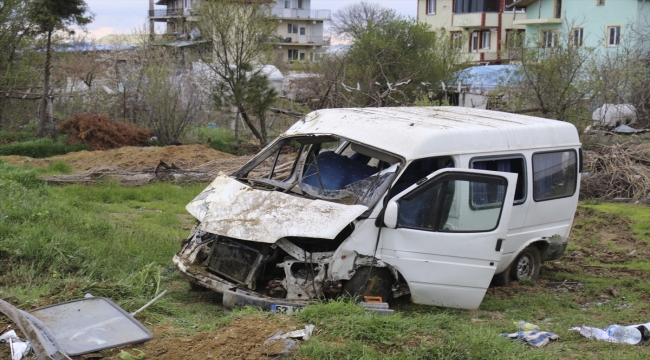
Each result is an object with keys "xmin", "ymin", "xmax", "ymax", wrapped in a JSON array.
[
  {"xmin": 58, "ymin": 113, "xmax": 150, "ymax": 150},
  {"xmin": 111, "ymin": 316, "xmax": 305, "ymax": 360},
  {"xmin": 567, "ymin": 207, "xmax": 650, "ymax": 264},
  {"xmin": 2, "ymin": 145, "xmax": 236, "ymax": 173}
]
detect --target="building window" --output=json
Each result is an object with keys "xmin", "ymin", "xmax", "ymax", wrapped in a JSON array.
[
  {"xmin": 284, "ymin": 0, "xmax": 290, "ymax": 9},
  {"xmin": 572, "ymin": 28, "xmax": 583, "ymax": 46},
  {"xmin": 504, "ymin": 0, "xmax": 526, "ymax": 12},
  {"xmin": 608, "ymin": 26, "xmax": 621, "ymax": 46},
  {"xmin": 555, "ymin": 0, "xmax": 562, "ymax": 18},
  {"xmin": 288, "ymin": 49, "xmax": 298, "ymax": 61},
  {"xmin": 506, "ymin": 30, "xmax": 525, "ymax": 48},
  {"xmin": 597, "ymin": 0, "xmax": 605, "ymax": 5},
  {"xmin": 532, "ymin": 150, "xmax": 577, "ymax": 202},
  {"xmin": 287, "ymin": 23, "xmax": 298, "ymax": 34},
  {"xmin": 452, "ymin": 32, "xmax": 463, "ymax": 50},
  {"xmin": 481, "ymin": 31, "xmax": 490, "ymax": 49},
  {"xmin": 541, "ymin": 30, "xmax": 556, "ymax": 48},
  {"xmin": 454, "ymin": 0, "xmax": 500, "ymax": 13},
  {"xmin": 471, "ymin": 32, "xmax": 479, "ymax": 52},
  {"xmin": 427, "ymin": 0, "xmax": 436, "ymax": 14}
]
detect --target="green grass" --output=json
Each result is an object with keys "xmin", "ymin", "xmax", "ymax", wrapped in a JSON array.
[
  {"xmin": 0, "ymin": 138, "xmax": 89, "ymax": 158},
  {"xmin": 2, "ymin": 163, "xmax": 650, "ymax": 358},
  {"xmin": 0, "ymin": 162, "xmax": 205, "ymax": 310}
]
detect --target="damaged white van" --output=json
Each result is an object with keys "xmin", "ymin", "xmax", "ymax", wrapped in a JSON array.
[{"xmin": 173, "ymin": 107, "xmax": 581, "ymax": 310}]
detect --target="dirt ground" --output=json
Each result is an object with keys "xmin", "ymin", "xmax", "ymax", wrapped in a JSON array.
[
  {"xmin": 107, "ymin": 316, "xmax": 305, "ymax": 360},
  {"xmin": 1, "ymin": 316, "xmax": 305, "ymax": 360},
  {"xmin": 1, "ymin": 145, "xmax": 236, "ymax": 172}
]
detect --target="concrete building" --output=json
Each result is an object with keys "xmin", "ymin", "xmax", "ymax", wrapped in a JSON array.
[
  {"xmin": 147, "ymin": 0, "xmax": 330, "ymax": 63},
  {"xmin": 417, "ymin": 0, "xmax": 528, "ymax": 63},
  {"xmin": 510, "ymin": 0, "xmax": 650, "ymax": 50}
]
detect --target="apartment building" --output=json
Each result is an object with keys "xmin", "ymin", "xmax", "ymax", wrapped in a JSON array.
[
  {"xmin": 147, "ymin": 0, "xmax": 330, "ymax": 63},
  {"xmin": 417, "ymin": 0, "xmax": 528, "ymax": 63},
  {"xmin": 510, "ymin": 0, "xmax": 650, "ymax": 50}
]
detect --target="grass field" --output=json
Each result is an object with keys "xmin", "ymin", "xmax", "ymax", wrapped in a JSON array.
[{"xmin": 2, "ymin": 160, "xmax": 650, "ymax": 359}]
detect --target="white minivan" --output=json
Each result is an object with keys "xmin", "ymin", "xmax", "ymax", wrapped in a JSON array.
[{"xmin": 173, "ymin": 107, "xmax": 581, "ymax": 309}]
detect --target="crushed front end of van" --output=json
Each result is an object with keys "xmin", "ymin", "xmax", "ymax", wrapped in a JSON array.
[{"xmin": 172, "ymin": 131, "xmax": 403, "ymax": 310}]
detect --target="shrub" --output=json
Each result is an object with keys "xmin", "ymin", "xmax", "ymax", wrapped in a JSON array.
[{"xmin": 0, "ymin": 138, "xmax": 88, "ymax": 158}]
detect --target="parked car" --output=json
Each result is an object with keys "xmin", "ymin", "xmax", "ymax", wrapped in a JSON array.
[{"xmin": 173, "ymin": 106, "xmax": 581, "ymax": 310}]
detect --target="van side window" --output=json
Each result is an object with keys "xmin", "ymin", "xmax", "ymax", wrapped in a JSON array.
[
  {"xmin": 397, "ymin": 173, "xmax": 507, "ymax": 232},
  {"xmin": 389, "ymin": 157, "xmax": 454, "ymax": 199},
  {"xmin": 532, "ymin": 150, "xmax": 577, "ymax": 201},
  {"xmin": 471, "ymin": 157, "xmax": 526, "ymax": 207}
]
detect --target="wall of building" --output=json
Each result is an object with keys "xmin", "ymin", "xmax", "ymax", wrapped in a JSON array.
[
  {"xmin": 521, "ymin": 0, "xmax": 650, "ymax": 50},
  {"xmin": 418, "ymin": 0, "xmax": 454, "ymax": 30}
]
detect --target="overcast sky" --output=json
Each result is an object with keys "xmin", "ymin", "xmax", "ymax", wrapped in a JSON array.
[{"xmin": 84, "ymin": 0, "xmax": 418, "ymax": 39}]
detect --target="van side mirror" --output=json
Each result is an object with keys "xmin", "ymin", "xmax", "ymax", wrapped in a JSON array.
[{"xmin": 383, "ymin": 201, "xmax": 399, "ymax": 229}]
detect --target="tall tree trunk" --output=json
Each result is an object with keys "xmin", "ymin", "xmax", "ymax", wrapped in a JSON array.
[
  {"xmin": 37, "ymin": 30, "xmax": 53, "ymax": 138},
  {"xmin": 238, "ymin": 106, "xmax": 264, "ymax": 144}
]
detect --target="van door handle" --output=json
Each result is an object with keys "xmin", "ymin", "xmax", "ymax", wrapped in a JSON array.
[{"xmin": 495, "ymin": 238, "xmax": 504, "ymax": 252}]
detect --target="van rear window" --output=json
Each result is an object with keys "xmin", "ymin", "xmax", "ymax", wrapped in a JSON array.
[{"xmin": 532, "ymin": 150, "xmax": 577, "ymax": 201}]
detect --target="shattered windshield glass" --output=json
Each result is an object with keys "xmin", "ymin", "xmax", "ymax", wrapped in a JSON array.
[
  {"xmin": 300, "ymin": 164, "xmax": 399, "ymax": 207},
  {"xmin": 234, "ymin": 136, "xmax": 401, "ymax": 209}
]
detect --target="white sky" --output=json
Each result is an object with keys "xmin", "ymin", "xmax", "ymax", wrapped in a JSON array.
[{"xmin": 83, "ymin": 0, "xmax": 418, "ymax": 39}]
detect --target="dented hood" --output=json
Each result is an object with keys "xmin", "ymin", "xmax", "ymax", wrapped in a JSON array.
[{"xmin": 186, "ymin": 173, "xmax": 368, "ymax": 243}]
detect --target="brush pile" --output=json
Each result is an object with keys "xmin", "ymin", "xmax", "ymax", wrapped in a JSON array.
[
  {"xmin": 58, "ymin": 113, "xmax": 150, "ymax": 150},
  {"xmin": 581, "ymin": 144, "xmax": 650, "ymax": 200}
]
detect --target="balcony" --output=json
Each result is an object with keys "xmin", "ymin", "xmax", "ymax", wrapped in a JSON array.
[
  {"xmin": 271, "ymin": 8, "xmax": 331, "ymax": 20},
  {"xmin": 148, "ymin": 9, "xmax": 184, "ymax": 18},
  {"xmin": 264, "ymin": 35, "xmax": 331, "ymax": 46},
  {"xmin": 512, "ymin": 18, "xmax": 563, "ymax": 26},
  {"xmin": 453, "ymin": 13, "xmax": 499, "ymax": 28}
]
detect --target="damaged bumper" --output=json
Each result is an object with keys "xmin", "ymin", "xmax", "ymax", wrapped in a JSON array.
[{"xmin": 173, "ymin": 254, "xmax": 311, "ymax": 311}]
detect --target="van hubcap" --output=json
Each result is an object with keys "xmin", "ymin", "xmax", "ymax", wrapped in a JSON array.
[{"xmin": 516, "ymin": 255, "xmax": 533, "ymax": 279}]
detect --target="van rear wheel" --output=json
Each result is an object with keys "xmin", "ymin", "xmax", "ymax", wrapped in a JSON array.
[{"xmin": 510, "ymin": 245, "xmax": 541, "ymax": 281}]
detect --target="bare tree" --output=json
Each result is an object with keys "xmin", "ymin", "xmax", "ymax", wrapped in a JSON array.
[
  {"xmin": 139, "ymin": 64, "xmax": 206, "ymax": 144},
  {"xmin": 589, "ymin": 16, "xmax": 650, "ymax": 125},
  {"xmin": 195, "ymin": 0, "xmax": 277, "ymax": 145},
  {"xmin": 499, "ymin": 20, "xmax": 595, "ymax": 121},
  {"xmin": 331, "ymin": 1, "xmax": 402, "ymax": 41}
]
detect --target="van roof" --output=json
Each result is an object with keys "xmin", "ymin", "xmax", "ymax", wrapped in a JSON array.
[{"xmin": 284, "ymin": 107, "xmax": 581, "ymax": 160}]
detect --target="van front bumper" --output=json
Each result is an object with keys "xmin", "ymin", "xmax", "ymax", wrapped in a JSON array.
[{"xmin": 172, "ymin": 254, "xmax": 310, "ymax": 311}]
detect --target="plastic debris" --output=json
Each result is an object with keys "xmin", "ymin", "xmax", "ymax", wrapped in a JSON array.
[
  {"xmin": 500, "ymin": 331, "xmax": 559, "ymax": 348},
  {"xmin": 570, "ymin": 323, "xmax": 649, "ymax": 345},
  {"xmin": 515, "ymin": 320, "xmax": 540, "ymax": 331},
  {"xmin": 606, "ymin": 325, "xmax": 642, "ymax": 345},
  {"xmin": 1, "ymin": 331, "xmax": 31, "ymax": 360},
  {"xmin": 262, "ymin": 325, "xmax": 315, "ymax": 357}
]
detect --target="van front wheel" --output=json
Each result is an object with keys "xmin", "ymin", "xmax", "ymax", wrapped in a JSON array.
[
  {"xmin": 510, "ymin": 245, "xmax": 541, "ymax": 281},
  {"xmin": 342, "ymin": 267, "xmax": 393, "ymax": 303}
]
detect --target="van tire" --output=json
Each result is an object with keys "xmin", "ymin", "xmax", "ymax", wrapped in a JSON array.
[
  {"xmin": 342, "ymin": 267, "xmax": 393, "ymax": 303},
  {"xmin": 510, "ymin": 245, "xmax": 541, "ymax": 281},
  {"xmin": 491, "ymin": 266, "xmax": 513, "ymax": 287}
]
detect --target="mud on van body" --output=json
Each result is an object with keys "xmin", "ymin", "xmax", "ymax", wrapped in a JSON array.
[{"xmin": 173, "ymin": 107, "xmax": 581, "ymax": 310}]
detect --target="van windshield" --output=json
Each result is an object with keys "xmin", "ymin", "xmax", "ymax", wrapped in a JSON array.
[{"xmin": 233, "ymin": 135, "xmax": 401, "ymax": 209}]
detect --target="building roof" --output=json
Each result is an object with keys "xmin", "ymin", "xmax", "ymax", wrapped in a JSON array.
[{"xmin": 284, "ymin": 107, "xmax": 580, "ymax": 160}]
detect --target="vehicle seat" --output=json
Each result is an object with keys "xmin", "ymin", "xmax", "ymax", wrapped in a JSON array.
[{"xmin": 300, "ymin": 151, "xmax": 379, "ymax": 191}]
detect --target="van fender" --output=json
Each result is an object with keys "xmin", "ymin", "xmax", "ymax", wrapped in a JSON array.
[{"xmin": 501, "ymin": 234, "xmax": 567, "ymax": 271}]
